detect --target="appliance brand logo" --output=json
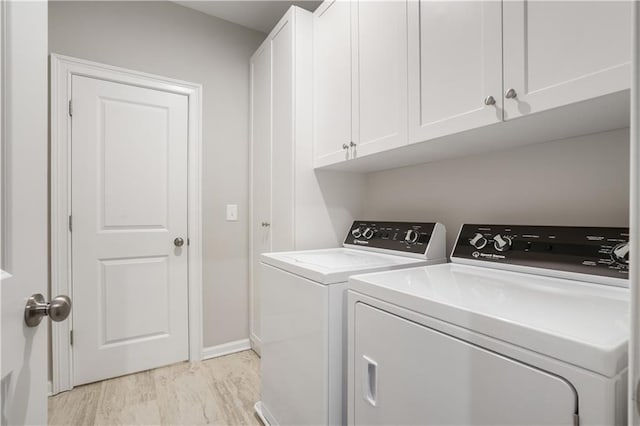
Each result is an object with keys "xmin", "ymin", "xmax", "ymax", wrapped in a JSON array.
[
  {"xmin": 477, "ymin": 253, "xmax": 506, "ymax": 260},
  {"xmin": 353, "ymin": 240, "xmax": 369, "ymax": 245},
  {"xmin": 472, "ymin": 251, "xmax": 480, "ymax": 258}
]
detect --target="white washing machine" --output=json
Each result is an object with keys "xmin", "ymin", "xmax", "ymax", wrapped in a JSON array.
[
  {"xmin": 347, "ymin": 224, "xmax": 629, "ymax": 426},
  {"xmin": 255, "ymin": 221, "xmax": 447, "ymax": 426}
]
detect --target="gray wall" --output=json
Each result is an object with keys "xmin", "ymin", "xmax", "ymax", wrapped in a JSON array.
[
  {"xmin": 363, "ymin": 128, "xmax": 630, "ymax": 253},
  {"xmin": 49, "ymin": 1, "xmax": 265, "ymax": 347}
]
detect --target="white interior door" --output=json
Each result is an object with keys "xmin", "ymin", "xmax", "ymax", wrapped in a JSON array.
[
  {"xmin": 250, "ymin": 44, "xmax": 272, "ymax": 345},
  {"xmin": 71, "ymin": 75, "xmax": 189, "ymax": 386},
  {"xmin": 1, "ymin": 1, "xmax": 49, "ymax": 424}
]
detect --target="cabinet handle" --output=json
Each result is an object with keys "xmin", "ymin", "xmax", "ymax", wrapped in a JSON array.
[
  {"xmin": 350, "ymin": 141, "xmax": 357, "ymax": 148},
  {"xmin": 362, "ymin": 355, "xmax": 378, "ymax": 407},
  {"xmin": 342, "ymin": 143, "xmax": 349, "ymax": 150},
  {"xmin": 261, "ymin": 222, "xmax": 270, "ymax": 227},
  {"xmin": 484, "ymin": 95, "xmax": 496, "ymax": 106},
  {"xmin": 505, "ymin": 88, "xmax": 517, "ymax": 99}
]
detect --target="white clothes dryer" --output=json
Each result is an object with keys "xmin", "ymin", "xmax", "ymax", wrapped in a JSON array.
[
  {"xmin": 347, "ymin": 224, "xmax": 629, "ymax": 426},
  {"xmin": 255, "ymin": 221, "xmax": 447, "ymax": 426}
]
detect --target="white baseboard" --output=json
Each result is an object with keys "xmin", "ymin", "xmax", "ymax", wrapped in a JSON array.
[
  {"xmin": 250, "ymin": 333, "xmax": 262, "ymax": 357},
  {"xmin": 201, "ymin": 338, "xmax": 251, "ymax": 360}
]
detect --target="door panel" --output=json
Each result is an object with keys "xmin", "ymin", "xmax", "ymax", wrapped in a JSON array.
[
  {"xmin": 250, "ymin": 45, "xmax": 272, "ymax": 342},
  {"xmin": 0, "ymin": 1, "xmax": 49, "ymax": 423},
  {"xmin": 72, "ymin": 75, "xmax": 189, "ymax": 385},
  {"xmin": 408, "ymin": 0, "xmax": 503, "ymax": 143},
  {"xmin": 313, "ymin": 0, "xmax": 352, "ymax": 167},
  {"xmin": 352, "ymin": 303, "xmax": 577, "ymax": 425},
  {"xmin": 271, "ymin": 17, "xmax": 295, "ymax": 252},
  {"xmin": 503, "ymin": 0, "xmax": 631, "ymax": 119},
  {"xmin": 352, "ymin": 0, "xmax": 408, "ymax": 157}
]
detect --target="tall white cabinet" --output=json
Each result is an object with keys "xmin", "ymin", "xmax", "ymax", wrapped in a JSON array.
[{"xmin": 249, "ymin": 6, "xmax": 363, "ymax": 352}]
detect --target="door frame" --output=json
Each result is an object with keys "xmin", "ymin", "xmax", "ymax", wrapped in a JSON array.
[{"xmin": 50, "ymin": 54, "xmax": 203, "ymax": 394}]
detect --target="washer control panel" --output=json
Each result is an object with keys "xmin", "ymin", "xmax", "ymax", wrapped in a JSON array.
[
  {"xmin": 344, "ymin": 221, "xmax": 437, "ymax": 255},
  {"xmin": 452, "ymin": 224, "xmax": 629, "ymax": 279}
]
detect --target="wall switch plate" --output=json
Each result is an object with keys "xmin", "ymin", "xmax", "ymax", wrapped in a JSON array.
[{"xmin": 226, "ymin": 204, "xmax": 238, "ymax": 221}]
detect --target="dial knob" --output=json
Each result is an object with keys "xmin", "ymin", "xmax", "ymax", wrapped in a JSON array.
[
  {"xmin": 362, "ymin": 227, "xmax": 375, "ymax": 240},
  {"xmin": 405, "ymin": 229, "xmax": 419, "ymax": 244},
  {"xmin": 351, "ymin": 227, "xmax": 362, "ymax": 239},
  {"xmin": 493, "ymin": 234, "xmax": 512, "ymax": 252},
  {"xmin": 469, "ymin": 233, "xmax": 488, "ymax": 250},
  {"xmin": 611, "ymin": 242, "xmax": 629, "ymax": 265}
]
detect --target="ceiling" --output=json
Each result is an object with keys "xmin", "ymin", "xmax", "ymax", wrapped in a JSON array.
[{"xmin": 174, "ymin": 1, "xmax": 323, "ymax": 33}]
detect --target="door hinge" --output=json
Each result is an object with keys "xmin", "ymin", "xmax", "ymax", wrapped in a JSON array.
[
  {"xmin": 68, "ymin": 215, "xmax": 72, "ymax": 232},
  {"xmin": 573, "ymin": 413, "xmax": 579, "ymax": 426},
  {"xmin": 70, "ymin": 330, "xmax": 73, "ymax": 346},
  {"xmin": 68, "ymin": 100, "xmax": 73, "ymax": 117}
]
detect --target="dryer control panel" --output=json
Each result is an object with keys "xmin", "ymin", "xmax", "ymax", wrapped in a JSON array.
[
  {"xmin": 344, "ymin": 221, "xmax": 443, "ymax": 257},
  {"xmin": 452, "ymin": 224, "xmax": 629, "ymax": 279}
]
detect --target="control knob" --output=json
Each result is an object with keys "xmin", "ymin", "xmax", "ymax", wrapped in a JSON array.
[
  {"xmin": 362, "ymin": 228, "xmax": 375, "ymax": 240},
  {"xmin": 611, "ymin": 242, "xmax": 629, "ymax": 265},
  {"xmin": 351, "ymin": 227, "xmax": 362, "ymax": 239},
  {"xmin": 405, "ymin": 229, "xmax": 419, "ymax": 244},
  {"xmin": 469, "ymin": 233, "xmax": 488, "ymax": 250},
  {"xmin": 493, "ymin": 234, "xmax": 512, "ymax": 252}
]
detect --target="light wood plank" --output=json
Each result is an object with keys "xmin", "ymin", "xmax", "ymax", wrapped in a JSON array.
[{"xmin": 48, "ymin": 350, "xmax": 261, "ymax": 426}]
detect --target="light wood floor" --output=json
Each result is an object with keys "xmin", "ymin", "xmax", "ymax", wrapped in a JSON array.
[{"xmin": 48, "ymin": 350, "xmax": 261, "ymax": 426}]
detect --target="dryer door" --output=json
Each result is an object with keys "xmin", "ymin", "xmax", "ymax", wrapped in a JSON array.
[{"xmin": 352, "ymin": 303, "xmax": 578, "ymax": 425}]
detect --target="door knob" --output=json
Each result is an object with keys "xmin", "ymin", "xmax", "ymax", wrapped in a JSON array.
[
  {"xmin": 484, "ymin": 95, "xmax": 496, "ymax": 106},
  {"xmin": 505, "ymin": 88, "xmax": 517, "ymax": 99},
  {"xmin": 342, "ymin": 143, "xmax": 349, "ymax": 150},
  {"xmin": 174, "ymin": 237, "xmax": 185, "ymax": 247},
  {"xmin": 24, "ymin": 294, "xmax": 71, "ymax": 327}
]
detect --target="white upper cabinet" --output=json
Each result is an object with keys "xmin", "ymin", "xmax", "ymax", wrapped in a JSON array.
[
  {"xmin": 408, "ymin": 1, "xmax": 503, "ymax": 143},
  {"xmin": 314, "ymin": 0, "xmax": 409, "ymax": 167},
  {"xmin": 314, "ymin": 0, "xmax": 631, "ymax": 172},
  {"xmin": 352, "ymin": 0, "xmax": 408, "ymax": 158},
  {"xmin": 502, "ymin": 0, "xmax": 631, "ymax": 119},
  {"xmin": 313, "ymin": 0, "xmax": 352, "ymax": 167}
]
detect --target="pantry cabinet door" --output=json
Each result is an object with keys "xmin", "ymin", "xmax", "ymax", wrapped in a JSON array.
[
  {"xmin": 503, "ymin": 0, "xmax": 631, "ymax": 120},
  {"xmin": 408, "ymin": 0, "xmax": 503, "ymax": 144},
  {"xmin": 250, "ymin": 44, "xmax": 272, "ymax": 343},
  {"xmin": 352, "ymin": 0, "xmax": 408, "ymax": 158},
  {"xmin": 313, "ymin": 0, "xmax": 352, "ymax": 167}
]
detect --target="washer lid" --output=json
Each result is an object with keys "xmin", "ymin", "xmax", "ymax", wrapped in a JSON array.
[
  {"xmin": 349, "ymin": 263, "xmax": 629, "ymax": 377},
  {"xmin": 261, "ymin": 248, "xmax": 430, "ymax": 285}
]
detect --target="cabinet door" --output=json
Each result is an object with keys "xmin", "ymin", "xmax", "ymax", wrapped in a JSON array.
[
  {"xmin": 408, "ymin": 1, "xmax": 502, "ymax": 143},
  {"xmin": 313, "ymin": 0, "xmax": 352, "ymax": 167},
  {"xmin": 352, "ymin": 0, "xmax": 408, "ymax": 158},
  {"xmin": 503, "ymin": 0, "xmax": 631, "ymax": 120},
  {"xmin": 249, "ymin": 45, "xmax": 272, "ymax": 342},
  {"xmin": 271, "ymin": 14, "xmax": 295, "ymax": 251},
  {"xmin": 351, "ymin": 303, "xmax": 577, "ymax": 426}
]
